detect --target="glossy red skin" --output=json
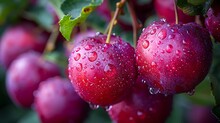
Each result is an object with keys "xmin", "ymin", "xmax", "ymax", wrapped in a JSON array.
[
  {"xmin": 0, "ymin": 23, "xmax": 48, "ymax": 69},
  {"xmin": 187, "ymin": 105, "xmax": 219, "ymax": 123},
  {"xmin": 154, "ymin": 0, "xmax": 195, "ymax": 24},
  {"xmin": 35, "ymin": 77, "xmax": 90, "ymax": 123},
  {"xmin": 68, "ymin": 34, "xmax": 137, "ymax": 106},
  {"xmin": 108, "ymin": 76, "xmax": 173, "ymax": 123},
  {"xmin": 136, "ymin": 20, "xmax": 212, "ymax": 94},
  {"xmin": 205, "ymin": 8, "xmax": 220, "ymax": 42},
  {"xmin": 6, "ymin": 52, "xmax": 60, "ymax": 107},
  {"xmin": 65, "ymin": 30, "xmax": 96, "ymax": 57}
]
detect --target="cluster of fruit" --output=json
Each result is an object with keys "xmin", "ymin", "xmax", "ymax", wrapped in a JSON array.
[{"xmin": 0, "ymin": 0, "xmax": 219, "ymax": 123}]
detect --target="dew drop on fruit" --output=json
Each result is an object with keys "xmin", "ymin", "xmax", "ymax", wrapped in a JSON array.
[
  {"xmin": 137, "ymin": 111, "xmax": 146, "ymax": 119},
  {"xmin": 74, "ymin": 53, "xmax": 81, "ymax": 61},
  {"xmin": 141, "ymin": 79, "xmax": 147, "ymax": 83},
  {"xmin": 142, "ymin": 28, "xmax": 145, "ymax": 32},
  {"xmin": 85, "ymin": 44, "xmax": 93, "ymax": 50},
  {"xmin": 76, "ymin": 63, "xmax": 82, "ymax": 72},
  {"xmin": 89, "ymin": 103, "xmax": 99, "ymax": 110},
  {"xmin": 151, "ymin": 62, "xmax": 156, "ymax": 66},
  {"xmin": 160, "ymin": 18, "xmax": 166, "ymax": 22},
  {"xmin": 95, "ymin": 61, "xmax": 101, "ymax": 66},
  {"xmin": 158, "ymin": 29, "xmax": 167, "ymax": 40},
  {"xmin": 104, "ymin": 105, "xmax": 112, "ymax": 111},
  {"xmin": 90, "ymin": 65, "xmax": 95, "ymax": 70},
  {"xmin": 150, "ymin": 28, "xmax": 156, "ymax": 35},
  {"xmin": 187, "ymin": 89, "xmax": 195, "ymax": 96},
  {"xmin": 168, "ymin": 34, "xmax": 175, "ymax": 39},
  {"xmin": 142, "ymin": 40, "xmax": 149, "ymax": 49},
  {"xmin": 75, "ymin": 47, "xmax": 81, "ymax": 52},
  {"xmin": 182, "ymin": 40, "xmax": 187, "ymax": 45},
  {"xmin": 149, "ymin": 87, "xmax": 159, "ymax": 94},
  {"xmin": 176, "ymin": 50, "xmax": 181, "ymax": 55},
  {"xmin": 102, "ymin": 44, "xmax": 109, "ymax": 52},
  {"xmin": 96, "ymin": 32, "xmax": 101, "ymax": 35},
  {"xmin": 88, "ymin": 51, "xmax": 97, "ymax": 62},
  {"xmin": 104, "ymin": 64, "xmax": 117, "ymax": 77},
  {"xmin": 166, "ymin": 44, "xmax": 173, "ymax": 53}
]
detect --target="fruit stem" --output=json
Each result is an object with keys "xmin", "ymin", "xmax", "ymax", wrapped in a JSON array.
[
  {"xmin": 43, "ymin": 25, "xmax": 59, "ymax": 54},
  {"xmin": 173, "ymin": 0, "xmax": 179, "ymax": 24},
  {"xmin": 127, "ymin": 0, "xmax": 142, "ymax": 47},
  {"xmin": 106, "ymin": 0, "xmax": 127, "ymax": 43}
]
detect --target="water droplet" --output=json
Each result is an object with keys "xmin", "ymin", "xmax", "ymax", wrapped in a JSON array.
[
  {"xmin": 95, "ymin": 61, "xmax": 101, "ymax": 66},
  {"xmin": 141, "ymin": 79, "xmax": 147, "ymax": 83},
  {"xmin": 74, "ymin": 53, "xmax": 81, "ymax": 61},
  {"xmin": 142, "ymin": 28, "xmax": 145, "ymax": 32},
  {"xmin": 176, "ymin": 50, "xmax": 181, "ymax": 55},
  {"xmin": 102, "ymin": 44, "xmax": 109, "ymax": 52},
  {"xmin": 85, "ymin": 44, "xmax": 93, "ymax": 50},
  {"xmin": 96, "ymin": 32, "xmax": 101, "ymax": 35},
  {"xmin": 90, "ymin": 65, "xmax": 95, "ymax": 70},
  {"xmin": 104, "ymin": 64, "xmax": 117, "ymax": 77},
  {"xmin": 75, "ymin": 47, "xmax": 81, "ymax": 52},
  {"xmin": 160, "ymin": 18, "xmax": 166, "ymax": 22},
  {"xmin": 89, "ymin": 103, "xmax": 99, "ymax": 110},
  {"xmin": 187, "ymin": 89, "xmax": 195, "ymax": 96},
  {"xmin": 142, "ymin": 40, "xmax": 149, "ymax": 49},
  {"xmin": 182, "ymin": 40, "xmax": 187, "ymax": 44},
  {"xmin": 76, "ymin": 63, "xmax": 82, "ymax": 72},
  {"xmin": 137, "ymin": 111, "xmax": 146, "ymax": 119},
  {"xmin": 149, "ymin": 87, "xmax": 159, "ymax": 94},
  {"xmin": 158, "ymin": 29, "xmax": 167, "ymax": 40},
  {"xmin": 88, "ymin": 51, "xmax": 97, "ymax": 62},
  {"xmin": 168, "ymin": 34, "xmax": 175, "ymax": 39},
  {"xmin": 150, "ymin": 28, "xmax": 156, "ymax": 35},
  {"xmin": 151, "ymin": 62, "xmax": 156, "ymax": 66},
  {"xmin": 166, "ymin": 44, "xmax": 173, "ymax": 53},
  {"xmin": 105, "ymin": 105, "xmax": 112, "ymax": 111},
  {"xmin": 112, "ymin": 33, "xmax": 116, "ymax": 36},
  {"xmin": 149, "ymin": 107, "xmax": 153, "ymax": 111}
]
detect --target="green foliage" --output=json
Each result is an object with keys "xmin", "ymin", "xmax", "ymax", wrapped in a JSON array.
[
  {"xmin": 59, "ymin": 0, "xmax": 103, "ymax": 41},
  {"xmin": 0, "ymin": 0, "xmax": 28, "ymax": 25},
  {"xmin": 177, "ymin": 0, "xmax": 213, "ymax": 16}
]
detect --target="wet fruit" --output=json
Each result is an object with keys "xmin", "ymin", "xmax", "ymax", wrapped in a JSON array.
[
  {"xmin": 35, "ymin": 77, "xmax": 90, "ymax": 123},
  {"xmin": 6, "ymin": 52, "xmax": 60, "ymax": 107},
  {"xmin": 154, "ymin": 0, "xmax": 194, "ymax": 23},
  {"xmin": 108, "ymin": 76, "xmax": 173, "ymax": 123},
  {"xmin": 68, "ymin": 34, "xmax": 137, "ymax": 106},
  {"xmin": 136, "ymin": 19, "xmax": 212, "ymax": 94}
]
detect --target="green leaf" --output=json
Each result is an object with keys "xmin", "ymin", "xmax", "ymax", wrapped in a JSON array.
[
  {"xmin": 177, "ymin": 0, "xmax": 213, "ymax": 16},
  {"xmin": 0, "ymin": 0, "xmax": 28, "ymax": 25},
  {"xmin": 59, "ymin": 0, "xmax": 103, "ymax": 41}
]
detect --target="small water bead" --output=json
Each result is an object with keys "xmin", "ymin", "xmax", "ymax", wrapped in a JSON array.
[
  {"xmin": 150, "ymin": 28, "xmax": 156, "ymax": 35},
  {"xmin": 158, "ymin": 29, "xmax": 167, "ymax": 40},
  {"xmin": 166, "ymin": 44, "xmax": 173, "ymax": 53},
  {"xmin": 102, "ymin": 44, "xmax": 110, "ymax": 52},
  {"xmin": 104, "ymin": 64, "xmax": 117, "ymax": 77},
  {"xmin": 142, "ymin": 28, "xmax": 146, "ymax": 32},
  {"xmin": 142, "ymin": 40, "xmax": 149, "ymax": 49},
  {"xmin": 74, "ymin": 53, "xmax": 81, "ymax": 61},
  {"xmin": 89, "ymin": 103, "xmax": 100, "ymax": 110},
  {"xmin": 88, "ymin": 51, "xmax": 97, "ymax": 62},
  {"xmin": 141, "ymin": 79, "xmax": 147, "ymax": 83},
  {"xmin": 95, "ymin": 32, "xmax": 101, "ymax": 36},
  {"xmin": 75, "ymin": 47, "xmax": 81, "ymax": 52},
  {"xmin": 76, "ymin": 63, "xmax": 82, "ymax": 72},
  {"xmin": 182, "ymin": 40, "xmax": 187, "ymax": 44},
  {"xmin": 85, "ymin": 44, "xmax": 93, "ymax": 50},
  {"xmin": 149, "ymin": 87, "xmax": 160, "ymax": 94},
  {"xmin": 187, "ymin": 89, "xmax": 195, "ymax": 96},
  {"xmin": 168, "ymin": 34, "xmax": 175, "ymax": 39},
  {"xmin": 95, "ymin": 61, "xmax": 101, "ymax": 66},
  {"xmin": 151, "ymin": 62, "xmax": 156, "ymax": 66},
  {"xmin": 104, "ymin": 105, "xmax": 112, "ymax": 111},
  {"xmin": 90, "ymin": 65, "xmax": 95, "ymax": 70},
  {"xmin": 137, "ymin": 111, "xmax": 146, "ymax": 119}
]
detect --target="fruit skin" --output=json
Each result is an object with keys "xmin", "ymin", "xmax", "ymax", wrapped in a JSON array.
[
  {"xmin": 35, "ymin": 77, "xmax": 90, "ymax": 123},
  {"xmin": 6, "ymin": 52, "xmax": 60, "ymax": 107},
  {"xmin": 108, "ymin": 76, "xmax": 173, "ymax": 123},
  {"xmin": 154, "ymin": 0, "xmax": 194, "ymax": 23},
  {"xmin": 0, "ymin": 23, "xmax": 48, "ymax": 69},
  {"xmin": 68, "ymin": 34, "xmax": 137, "ymax": 106},
  {"xmin": 136, "ymin": 20, "xmax": 212, "ymax": 94},
  {"xmin": 205, "ymin": 8, "xmax": 220, "ymax": 42}
]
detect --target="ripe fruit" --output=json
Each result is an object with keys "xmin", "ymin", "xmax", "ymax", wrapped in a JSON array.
[
  {"xmin": 35, "ymin": 77, "xmax": 90, "ymax": 123},
  {"xmin": 0, "ymin": 23, "xmax": 48, "ymax": 69},
  {"xmin": 154, "ymin": 0, "xmax": 194, "ymax": 23},
  {"xmin": 6, "ymin": 52, "xmax": 60, "ymax": 107},
  {"xmin": 136, "ymin": 19, "xmax": 212, "ymax": 94},
  {"xmin": 205, "ymin": 8, "xmax": 220, "ymax": 42},
  {"xmin": 68, "ymin": 34, "xmax": 137, "ymax": 106},
  {"xmin": 108, "ymin": 76, "xmax": 173, "ymax": 123}
]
